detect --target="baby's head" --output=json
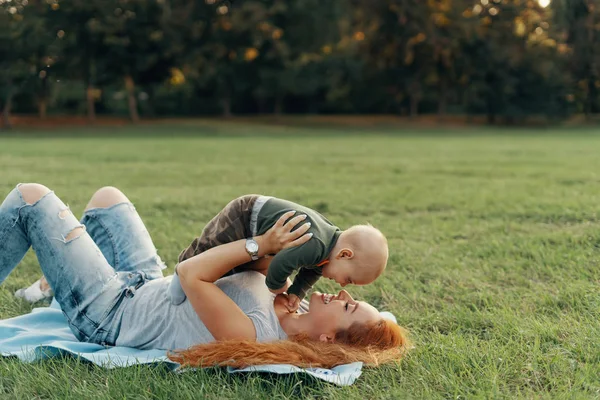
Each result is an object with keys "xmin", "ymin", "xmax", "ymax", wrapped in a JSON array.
[{"xmin": 322, "ymin": 224, "xmax": 388, "ymax": 287}]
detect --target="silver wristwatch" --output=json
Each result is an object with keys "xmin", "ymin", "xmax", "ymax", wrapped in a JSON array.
[{"xmin": 245, "ymin": 238, "xmax": 260, "ymax": 261}]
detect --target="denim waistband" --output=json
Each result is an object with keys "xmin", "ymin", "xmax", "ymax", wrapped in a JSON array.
[{"xmin": 250, "ymin": 196, "xmax": 272, "ymax": 236}]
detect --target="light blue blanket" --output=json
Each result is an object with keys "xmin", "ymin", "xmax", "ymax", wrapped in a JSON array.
[{"xmin": 0, "ymin": 299, "xmax": 364, "ymax": 386}]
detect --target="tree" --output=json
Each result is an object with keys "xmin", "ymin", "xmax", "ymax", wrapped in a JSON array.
[
  {"xmin": 0, "ymin": 3, "xmax": 24, "ymax": 129},
  {"xmin": 461, "ymin": 0, "xmax": 564, "ymax": 123},
  {"xmin": 23, "ymin": 0, "xmax": 62, "ymax": 119},
  {"xmin": 176, "ymin": 0, "xmax": 269, "ymax": 116},
  {"xmin": 352, "ymin": 0, "xmax": 433, "ymax": 116},
  {"xmin": 0, "ymin": 0, "xmax": 57, "ymax": 126},
  {"xmin": 553, "ymin": 0, "xmax": 600, "ymax": 118},
  {"xmin": 99, "ymin": 0, "xmax": 177, "ymax": 122},
  {"xmin": 0, "ymin": 0, "xmax": 586, "ymax": 121},
  {"xmin": 49, "ymin": 0, "xmax": 109, "ymax": 121},
  {"xmin": 425, "ymin": 0, "xmax": 476, "ymax": 119},
  {"xmin": 252, "ymin": 0, "xmax": 345, "ymax": 114}
]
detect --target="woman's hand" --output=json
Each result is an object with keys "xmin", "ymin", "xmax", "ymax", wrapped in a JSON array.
[
  {"xmin": 273, "ymin": 293, "xmax": 301, "ymax": 313},
  {"xmin": 258, "ymin": 211, "xmax": 313, "ymax": 255}
]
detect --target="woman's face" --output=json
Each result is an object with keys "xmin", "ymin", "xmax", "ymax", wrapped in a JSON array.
[{"xmin": 305, "ymin": 290, "xmax": 381, "ymax": 341}]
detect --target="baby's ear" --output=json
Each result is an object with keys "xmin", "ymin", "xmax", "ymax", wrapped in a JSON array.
[{"xmin": 337, "ymin": 248, "xmax": 354, "ymax": 259}]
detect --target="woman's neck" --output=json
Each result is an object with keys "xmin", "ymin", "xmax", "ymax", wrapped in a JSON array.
[{"xmin": 273, "ymin": 295, "xmax": 310, "ymax": 337}]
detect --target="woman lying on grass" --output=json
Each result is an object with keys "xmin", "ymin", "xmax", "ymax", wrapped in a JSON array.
[{"xmin": 0, "ymin": 184, "xmax": 408, "ymax": 368}]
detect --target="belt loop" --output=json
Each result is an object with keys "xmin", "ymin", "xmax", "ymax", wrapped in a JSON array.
[
  {"xmin": 124, "ymin": 272, "xmax": 145, "ymax": 298},
  {"xmin": 135, "ymin": 275, "xmax": 145, "ymax": 290},
  {"xmin": 125, "ymin": 286, "xmax": 135, "ymax": 298}
]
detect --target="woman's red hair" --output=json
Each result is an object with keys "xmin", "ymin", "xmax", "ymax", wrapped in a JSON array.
[{"xmin": 168, "ymin": 319, "xmax": 409, "ymax": 369}]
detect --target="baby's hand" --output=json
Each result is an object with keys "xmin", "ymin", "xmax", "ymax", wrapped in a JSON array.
[{"xmin": 286, "ymin": 294, "xmax": 301, "ymax": 313}]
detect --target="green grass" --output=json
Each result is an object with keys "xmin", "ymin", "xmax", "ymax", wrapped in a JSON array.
[{"xmin": 1, "ymin": 121, "xmax": 599, "ymax": 399}]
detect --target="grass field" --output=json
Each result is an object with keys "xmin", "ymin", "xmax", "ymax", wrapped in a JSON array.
[{"xmin": 1, "ymin": 121, "xmax": 599, "ymax": 399}]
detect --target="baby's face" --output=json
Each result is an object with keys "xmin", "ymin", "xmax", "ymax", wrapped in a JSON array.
[
  {"xmin": 322, "ymin": 260, "xmax": 373, "ymax": 287},
  {"xmin": 321, "ymin": 261, "xmax": 352, "ymax": 287}
]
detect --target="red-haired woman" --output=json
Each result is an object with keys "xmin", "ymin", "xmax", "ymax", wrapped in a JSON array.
[{"xmin": 0, "ymin": 184, "xmax": 408, "ymax": 369}]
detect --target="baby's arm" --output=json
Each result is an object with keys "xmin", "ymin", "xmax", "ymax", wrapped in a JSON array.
[
  {"xmin": 267, "ymin": 278, "xmax": 292, "ymax": 294},
  {"xmin": 265, "ymin": 247, "xmax": 303, "ymax": 293},
  {"xmin": 278, "ymin": 269, "xmax": 321, "ymax": 313},
  {"xmin": 287, "ymin": 267, "xmax": 322, "ymax": 300},
  {"xmin": 265, "ymin": 238, "xmax": 321, "ymax": 294},
  {"xmin": 265, "ymin": 241, "xmax": 325, "ymax": 314}
]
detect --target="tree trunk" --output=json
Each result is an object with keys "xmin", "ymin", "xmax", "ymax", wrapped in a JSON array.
[
  {"xmin": 86, "ymin": 57, "xmax": 97, "ymax": 123},
  {"xmin": 124, "ymin": 75, "xmax": 140, "ymax": 123},
  {"xmin": 589, "ymin": 76, "xmax": 599, "ymax": 116},
  {"xmin": 86, "ymin": 85, "xmax": 96, "ymax": 122},
  {"xmin": 1, "ymin": 88, "xmax": 13, "ymax": 130},
  {"xmin": 409, "ymin": 82, "xmax": 420, "ymax": 118},
  {"xmin": 38, "ymin": 75, "xmax": 48, "ymax": 119},
  {"xmin": 308, "ymin": 101, "xmax": 318, "ymax": 114},
  {"xmin": 143, "ymin": 86, "xmax": 156, "ymax": 118},
  {"xmin": 409, "ymin": 94, "xmax": 420, "ymax": 118},
  {"xmin": 438, "ymin": 77, "xmax": 448, "ymax": 121},
  {"xmin": 218, "ymin": 79, "xmax": 233, "ymax": 117},
  {"xmin": 486, "ymin": 90, "xmax": 496, "ymax": 124},
  {"xmin": 462, "ymin": 85, "xmax": 473, "ymax": 124},
  {"xmin": 257, "ymin": 96, "xmax": 266, "ymax": 114},
  {"xmin": 38, "ymin": 98, "xmax": 47, "ymax": 119},
  {"xmin": 274, "ymin": 93, "xmax": 283, "ymax": 115},
  {"xmin": 585, "ymin": 3, "xmax": 595, "ymax": 120},
  {"xmin": 485, "ymin": 85, "xmax": 497, "ymax": 125},
  {"xmin": 221, "ymin": 95, "xmax": 232, "ymax": 117},
  {"xmin": 585, "ymin": 79, "xmax": 593, "ymax": 119}
]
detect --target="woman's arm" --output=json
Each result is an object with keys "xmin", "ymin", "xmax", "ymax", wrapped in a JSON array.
[{"xmin": 177, "ymin": 211, "xmax": 311, "ymax": 341}]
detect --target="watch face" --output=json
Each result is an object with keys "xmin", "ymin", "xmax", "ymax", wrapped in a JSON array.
[{"xmin": 247, "ymin": 242, "xmax": 259, "ymax": 253}]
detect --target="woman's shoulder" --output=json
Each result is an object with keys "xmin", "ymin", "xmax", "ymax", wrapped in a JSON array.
[
  {"xmin": 217, "ymin": 272, "xmax": 285, "ymax": 342},
  {"xmin": 215, "ymin": 272, "xmax": 272, "ymax": 310}
]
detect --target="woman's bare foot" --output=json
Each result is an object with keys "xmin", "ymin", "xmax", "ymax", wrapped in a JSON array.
[{"xmin": 14, "ymin": 276, "xmax": 53, "ymax": 303}]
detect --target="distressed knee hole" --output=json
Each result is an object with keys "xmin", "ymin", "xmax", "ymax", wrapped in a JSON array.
[
  {"xmin": 58, "ymin": 207, "xmax": 72, "ymax": 219},
  {"xmin": 18, "ymin": 183, "xmax": 52, "ymax": 205},
  {"xmin": 64, "ymin": 226, "xmax": 85, "ymax": 242},
  {"xmin": 85, "ymin": 186, "xmax": 130, "ymax": 211}
]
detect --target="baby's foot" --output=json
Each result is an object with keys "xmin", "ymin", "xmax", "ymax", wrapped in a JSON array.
[{"xmin": 15, "ymin": 278, "xmax": 53, "ymax": 303}]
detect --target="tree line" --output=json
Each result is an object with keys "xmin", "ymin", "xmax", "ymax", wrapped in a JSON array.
[{"xmin": 1, "ymin": 0, "xmax": 598, "ymax": 127}]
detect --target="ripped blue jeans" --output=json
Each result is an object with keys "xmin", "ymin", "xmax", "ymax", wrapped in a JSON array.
[{"xmin": 0, "ymin": 185, "xmax": 166, "ymax": 345}]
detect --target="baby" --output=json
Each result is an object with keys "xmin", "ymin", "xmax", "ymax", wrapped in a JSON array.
[
  {"xmin": 16, "ymin": 195, "xmax": 389, "ymax": 310},
  {"xmin": 170, "ymin": 195, "xmax": 389, "ymax": 311}
]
